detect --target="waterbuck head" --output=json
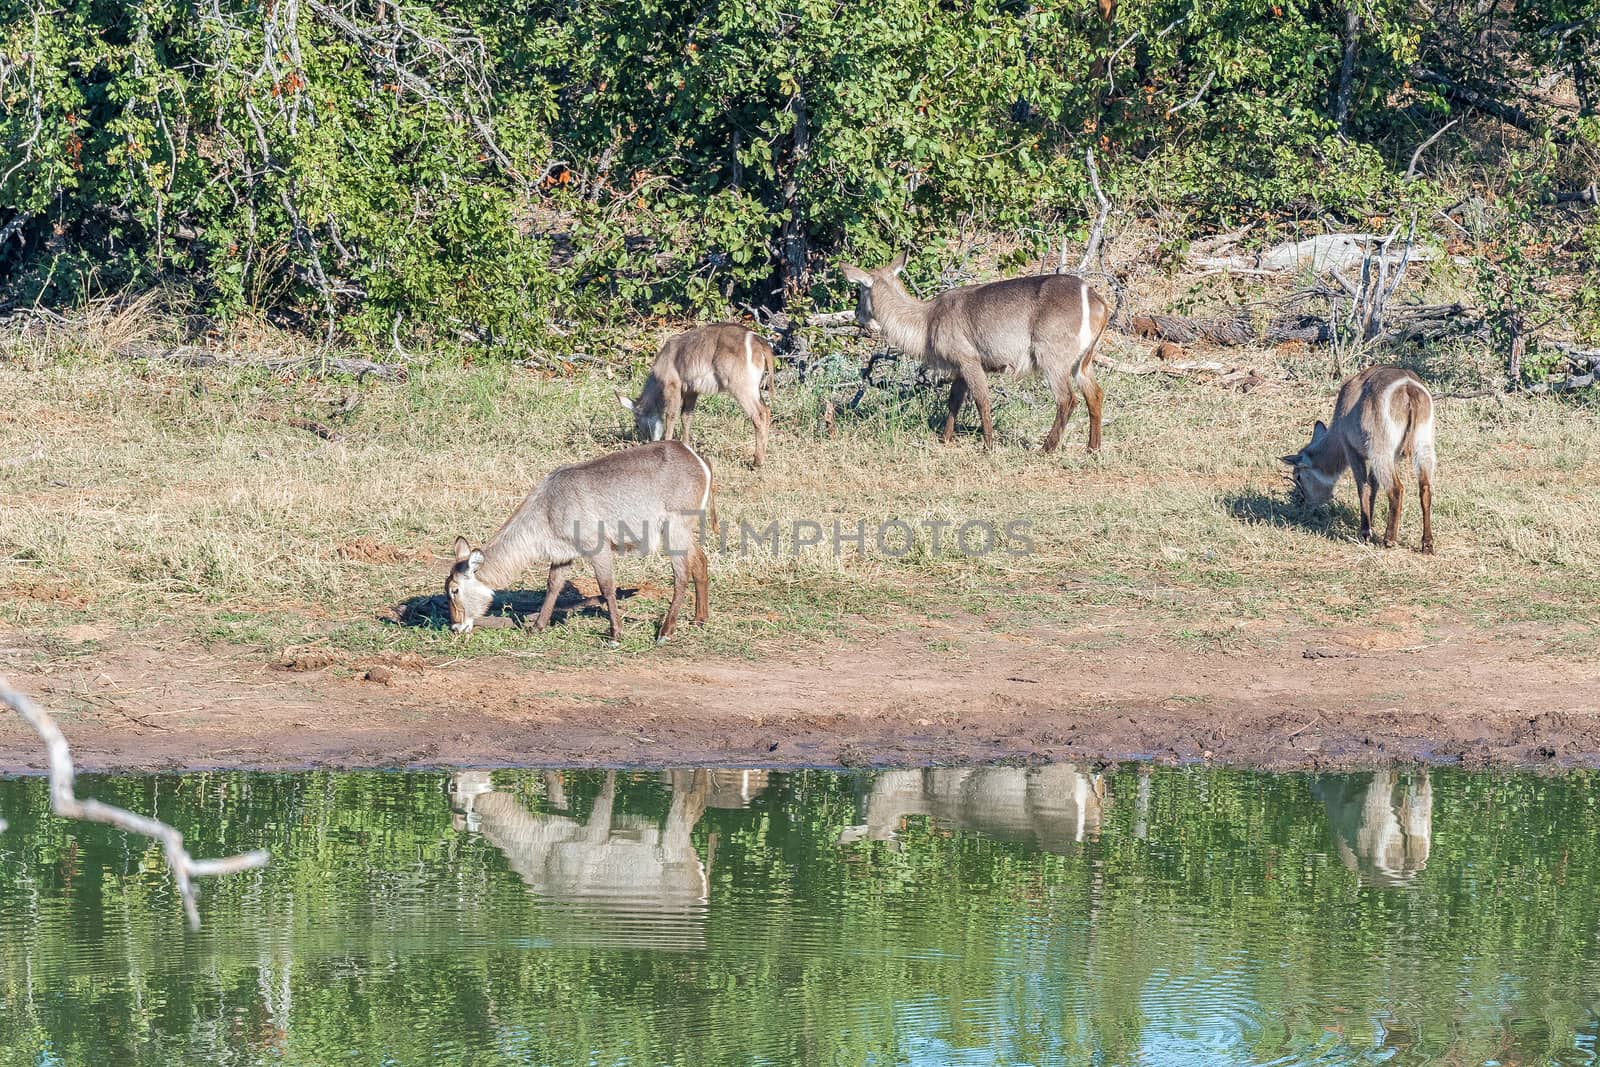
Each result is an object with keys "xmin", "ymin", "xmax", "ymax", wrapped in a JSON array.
[
  {"xmin": 1280, "ymin": 420, "xmax": 1336, "ymax": 507},
  {"xmin": 615, "ymin": 390, "xmax": 665, "ymax": 442},
  {"xmin": 839, "ymin": 251, "xmax": 907, "ymax": 333},
  {"xmin": 445, "ymin": 535, "xmax": 494, "ymax": 634}
]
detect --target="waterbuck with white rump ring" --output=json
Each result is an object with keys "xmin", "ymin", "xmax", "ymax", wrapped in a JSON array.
[
  {"xmin": 445, "ymin": 441, "xmax": 715, "ymax": 645},
  {"xmin": 840, "ymin": 252, "xmax": 1111, "ymax": 452}
]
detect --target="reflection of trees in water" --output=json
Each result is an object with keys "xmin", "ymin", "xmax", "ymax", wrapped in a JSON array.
[
  {"xmin": 1312, "ymin": 769, "xmax": 1433, "ymax": 888},
  {"xmin": 5, "ymin": 766, "xmax": 1600, "ymax": 1067},
  {"xmin": 839, "ymin": 765, "xmax": 1106, "ymax": 853}
]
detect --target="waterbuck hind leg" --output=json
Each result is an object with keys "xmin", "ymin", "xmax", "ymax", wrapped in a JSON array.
[
  {"xmin": 1079, "ymin": 371, "xmax": 1104, "ymax": 453},
  {"xmin": 1042, "ymin": 376, "xmax": 1078, "ymax": 453},
  {"xmin": 691, "ymin": 543, "xmax": 709, "ymax": 625},
  {"xmin": 532, "ymin": 561, "xmax": 573, "ymax": 632},
  {"xmin": 658, "ymin": 552, "xmax": 688, "ymax": 644},
  {"xmin": 942, "ymin": 377, "xmax": 969, "ymax": 444},
  {"xmin": 730, "ymin": 381, "xmax": 768, "ymax": 467},
  {"xmin": 1384, "ymin": 480, "xmax": 1405, "ymax": 548},
  {"xmin": 1418, "ymin": 473, "xmax": 1436, "ymax": 555}
]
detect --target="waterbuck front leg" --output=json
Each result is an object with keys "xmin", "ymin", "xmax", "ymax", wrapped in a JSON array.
[
  {"xmin": 964, "ymin": 369, "xmax": 996, "ymax": 449},
  {"xmin": 1383, "ymin": 479, "xmax": 1405, "ymax": 549},
  {"xmin": 531, "ymin": 561, "xmax": 573, "ymax": 632},
  {"xmin": 662, "ymin": 383, "xmax": 683, "ymax": 442},
  {"xmin": 679, "ymin": 391, "xmax": 699, "ymax": 446},
  {"xmin": 941, "ymin": 376, "xmax": 969, "ymax": 444},
  {"xmin": 588, "ymin": 549, "xmax": 624, "ymax": 645},
  {"xmin": 1350, "ymin": 455, "xmax": 1376, "ymax": 543}
]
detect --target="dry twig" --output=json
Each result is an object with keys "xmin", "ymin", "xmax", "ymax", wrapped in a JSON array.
[{"xmin": 0, "ymin": 677, "xmax": 270, "ymax": 929}]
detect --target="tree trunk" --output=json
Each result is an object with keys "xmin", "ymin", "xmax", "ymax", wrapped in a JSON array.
[
  {"xmin": 1334, "ymin": 2, "xmax": 1360, "ymax": 132},
  {"xmin": 778, "ymin": 90, "xmax": 811, "ymax": 307}
]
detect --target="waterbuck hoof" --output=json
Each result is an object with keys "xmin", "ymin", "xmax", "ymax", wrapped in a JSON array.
[
  {"xmin": 1383, "ymin": 537, "xmax": 1398, "ymax": 549},
  {"xmin": 655, "ymin": 633, "xmax": 671, "ymax": 646},
  {"xmin": 691, "ymin": 618, "xmax": 707, "ymax": 628},
  {"xmin": 606, "ymin": 638, "xmax": 621, "ymax": 649},
  {"xmin": 1421, "ymin": 540, "xmax": 1437, "ymax": 555}
]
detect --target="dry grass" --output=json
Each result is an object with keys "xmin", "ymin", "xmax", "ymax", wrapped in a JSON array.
[{"xmin": 2, "ymin": 312, "xmax": 1598, "ymax": 668}]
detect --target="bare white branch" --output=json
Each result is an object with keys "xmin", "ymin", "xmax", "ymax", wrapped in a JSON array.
[
  {"xmin": 1074, "ymin": 146, "xmax": 1111, "ymax": 274},
  {"xmin": 0, "ymin": 676, "xmax": 270, "ymax": 929},
  {"xmin": 1405, "ymin": 118, "xmax": 1458, "ymax": 182},
  {"xmin": 1165, "ymin": 70, "xmax": 1215, "ymax": 118}
]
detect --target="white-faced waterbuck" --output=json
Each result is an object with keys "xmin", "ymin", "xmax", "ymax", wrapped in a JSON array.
[
  {"xmin": 839, "ymin": 253, "xmax": 1111, "ymax": 452},
  {"xmin": 1281, "ymin": 365, "xmax": 1436, "ymax": 553},
  {"xmin": 617, "ymin": 322, "xmax": 774, "ymax": 467},
  {"xmin": 445, "ymin": 441, "xmax": 714, "ymax": 644}
]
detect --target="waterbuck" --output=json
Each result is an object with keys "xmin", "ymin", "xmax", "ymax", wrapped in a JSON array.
[
  {"xmin": 839, "ymin": 253, "xmax": 1111, "ymax": 451},
  {"xmin": 445, "ymin": 441, "xmax": 714, "ymax": 644},
  {"xmin": 617, "ymin": 323, "xmax": 774, "ymax": 467},
  {"xmin": 1281, "ymin": 365, "xmax": 1436, "ymax": 553}
]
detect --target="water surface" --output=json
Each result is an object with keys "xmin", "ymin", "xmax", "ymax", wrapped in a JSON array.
[{"xmin": 0, "ymin": 765, "xmax": 1596, "ymax": 1066}]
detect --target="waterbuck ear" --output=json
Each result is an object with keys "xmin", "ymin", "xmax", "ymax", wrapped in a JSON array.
[
  {"xmin": 887, "ymin": 250, "xmax": 908, "ymax": 276},
  {"xmin": 466, "ymin": 549, "xmax": 485, "ymax": 574},
  {"xmin": 1279, "ymin": 452, "xmax": 1302, "ymax": 466},
  {"xmin": 1310, "ymin": 419, "xmax": 1328, "ymax": 441},
  {"xmin": 615, "ymin": 389, "xmax": 635, "ymax": 412},
  {"xmin": 840, "ymin": 263, "xmax": 872, "ymax": 287},
  {"xmin": 454, "ymin": 536, "xmax": 472, "ymax": 562}
]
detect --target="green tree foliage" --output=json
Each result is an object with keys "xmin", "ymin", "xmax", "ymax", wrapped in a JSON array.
[{"xmin": 1, "ymin": 0, "xmax": 1595, "ymax": 350}]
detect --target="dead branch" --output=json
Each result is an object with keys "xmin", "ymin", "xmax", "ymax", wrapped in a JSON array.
[
  {"xmin": 1074, "ymin": 146, "xmax": 1110, "ymax": 274},
  {"xmin": 1413, "ymin": 68, "xmax": 1567, "ymax": 144},
  {"xmin": 1166, "ymin": 70, "xmax": 1215, "ymax": 118},
  {"xmin": 1549, "ymin": 182, "xmax": 1599, "ymax": 206},
  {"xmin": 0, "ymin": 677, "xmax": 270, "ymax": 929},
  {"xmin": 1405, "ymin": 118, "xmax": 1459, "ymax": 181},
  {"xmin": 117, "ymin": 341, "xmax": 408, "ymax": 380}
]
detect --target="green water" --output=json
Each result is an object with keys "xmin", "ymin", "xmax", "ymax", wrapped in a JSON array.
[{"xmin": 0, "ymin": 765, "xmax": 1596, "ymax": 1066}]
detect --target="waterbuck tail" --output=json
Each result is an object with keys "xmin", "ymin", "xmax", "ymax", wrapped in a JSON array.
[{"xmin": 1405, "ymin": 383, "xmax": 1437, "ymax": 480}]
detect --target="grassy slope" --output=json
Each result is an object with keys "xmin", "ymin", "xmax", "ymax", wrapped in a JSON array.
[{"xmin": 2, "ymin": 322, "xmax": 1598, "ymax": 673}]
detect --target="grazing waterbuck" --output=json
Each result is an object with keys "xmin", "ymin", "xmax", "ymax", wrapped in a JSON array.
[
  {"xmin": 839, "ymin": 253, "xmax": 1111, "ymax": 452},
  {"xmin": 617, "ymin": 322, "xmax": 775, "ymax": 467},
  {"xmin": 445, "ymin": 442, "xmax": 714, "ymax": 644},
  {"xmin": 1281, "ymin": 365, "xmax": 1436, "ymax": 553}
]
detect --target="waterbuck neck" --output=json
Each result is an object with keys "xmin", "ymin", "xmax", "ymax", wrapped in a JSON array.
[
  {"xmin": 871, "ymin": 276, "xmax": 932, "ymax": 359},
  {"xmin": 1303, "ymin": 431, "xmax": 1349, "ymax": 481},
  {"xmin": 475, "ymin": 493, "xmax": 563, "ymax": 588}
]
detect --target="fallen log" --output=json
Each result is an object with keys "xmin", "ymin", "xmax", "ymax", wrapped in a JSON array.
[
  {"xmin": 1190, "ymin": 232, "xmax": 1440, "ymax": 274},
  {"xmin": 116, "ymin": 341, "xmax": 408, "ymax": 381},
  {"xmin": 1127, "ymin": 302, "xmax": 1473, "ymax": 348}
]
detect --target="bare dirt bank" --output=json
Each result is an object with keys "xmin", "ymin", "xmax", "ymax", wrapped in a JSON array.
[{"xmin": 3, "ymin": 616, "xmax": 1597, "ymax": 775}]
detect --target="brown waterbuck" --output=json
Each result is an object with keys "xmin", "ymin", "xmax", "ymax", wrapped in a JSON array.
[
  {"xmin": 839, "ymin": 253, "xmax": 1112, "ymax": 451},
  {"xmin": 445, "ymin": 441, "xmax": 714, "ymax": 644},
  {"xmin": 617, "ymin": 323, "xmax": 775, "ymax": 467},
  {"xmin": 1281, "ymin": 365, "xmax": 1436, "ymax": 553}
]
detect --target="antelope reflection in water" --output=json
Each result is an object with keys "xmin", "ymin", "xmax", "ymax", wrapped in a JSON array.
[
  {"xmin": 449, "ymin": 769, "xmax": 767, "ymax": 947},
  {"xmin": 838, "ymin": 765, "xmax": 1107, "ymax": 852},
  {"xmin": 1312, "ymin": 768, "xmax": 1433, "ymax": 888}
]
